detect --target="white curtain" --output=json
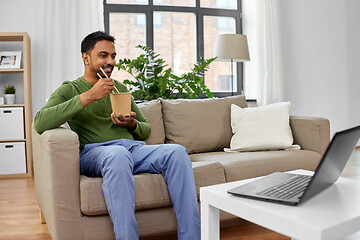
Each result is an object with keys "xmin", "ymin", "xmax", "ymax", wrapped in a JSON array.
[
  {"xmin": 40, "ymin": 0, "xmax": 104, "ymax": 101},
  {"xmin": 243, "ymin": 0, "xmax": 284, "ymax": 106}
]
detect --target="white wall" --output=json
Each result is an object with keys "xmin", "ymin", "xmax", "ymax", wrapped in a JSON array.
[
  {"xmin": 277, "ymin": 0, "xmax": 360, "ymax": 137},
  {"xmin": 0, "ymin": 0, "xmax": 48, "ymax": 117},
  {"xmin": 345, "ymin": 0, "xmax": 360, "ymax": 131}
]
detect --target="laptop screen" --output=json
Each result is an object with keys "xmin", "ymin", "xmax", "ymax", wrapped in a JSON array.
[{"xmin": 300, "ymin": 125, "xmax": 360, "ymax": 204}]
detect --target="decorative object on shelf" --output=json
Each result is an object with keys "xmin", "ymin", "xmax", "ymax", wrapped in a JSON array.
[
  {"xmin": 115, "ymin": 45, "xmax": 216, "ymax": 101},
  {"xmin": 214, "ymin": 34, "xmax": 250, "ymax": 95},
  {"xmin": 0, "ymin": 51, "xmax": 22, "ymax": 69},
  {"xmin": 4, "ymin": 85, "xmax": 16, "ymax": 104}
]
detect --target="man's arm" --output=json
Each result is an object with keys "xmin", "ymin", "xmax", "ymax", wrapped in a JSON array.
[
  {"xmin": 33, "ymin": 85, "xmax": 84, "ymax": 134},
  {"xmin": 34, "ymin": 78, "xmax": 115, "ymax": 134},
  {"xmin": 129, "ymin": 97, "xmax": 151, "ymax": 140}
]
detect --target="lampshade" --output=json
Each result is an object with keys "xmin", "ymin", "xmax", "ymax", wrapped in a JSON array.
[{"xmin": 214, "ymin": 34, "xmax": 250, "ymax": 62}]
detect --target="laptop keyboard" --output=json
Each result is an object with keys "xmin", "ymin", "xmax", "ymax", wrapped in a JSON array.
[{"xmin": 257, "ymin": 175, "xmax": 312, "ymax": 200}]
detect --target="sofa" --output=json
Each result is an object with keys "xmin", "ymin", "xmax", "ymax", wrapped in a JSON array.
[{"xmin": 32, "ymin": 95, "xmax": 330, "ymax": 239}]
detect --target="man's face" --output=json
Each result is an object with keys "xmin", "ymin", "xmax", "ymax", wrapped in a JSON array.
[{"xmin": 84, "ymin": 40, "xmax": 116, "ymax": 77}]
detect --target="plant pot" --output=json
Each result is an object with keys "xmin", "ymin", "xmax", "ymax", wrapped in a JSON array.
[{"xmin": 4, "ymin": 94, "xmax": 15, "ymax": 105}]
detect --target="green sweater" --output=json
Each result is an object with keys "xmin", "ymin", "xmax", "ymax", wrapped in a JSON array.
[{"xmin": 34, "ymin": 77, "xmax": 151, "ymax": 152}]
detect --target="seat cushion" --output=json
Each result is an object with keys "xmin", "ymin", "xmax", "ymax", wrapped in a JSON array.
[
  {"xmin": 161, "ymin": 95, "xmax": 247, "ymax": 154},
  {"xmin": 80, "ymin": 162, "xmax": 225, "ymax": 216},
  {"xmin": 190, "ymin": 150, "xmax": 321, "ymax": 182},
  {"xmin": 137, "ymin": 100, "xmax": 165, "ymax": 145}
]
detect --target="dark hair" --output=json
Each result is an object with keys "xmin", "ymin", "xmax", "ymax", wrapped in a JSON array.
[{"xmin": 81, "ymin": 31, "xmax": 115, "ymax": 54}]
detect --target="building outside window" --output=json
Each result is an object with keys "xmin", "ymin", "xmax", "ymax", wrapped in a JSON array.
[{"xmin": 104, "ymin": 0, "xmax": 243, "ymax": 96}]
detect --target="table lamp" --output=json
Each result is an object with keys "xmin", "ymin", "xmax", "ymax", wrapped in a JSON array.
[{"xmin": 214, "ymin": 34, "xmax": 250, "ymax": 95}]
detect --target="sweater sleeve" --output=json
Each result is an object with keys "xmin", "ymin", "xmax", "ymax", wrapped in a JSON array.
[
  {"xmin": 130, "ymin": 96, "xmax": 151, "ymax": 140},
  {"xmin": 34, "ymin": 84, "xmax": 84, "ymax": 134}
]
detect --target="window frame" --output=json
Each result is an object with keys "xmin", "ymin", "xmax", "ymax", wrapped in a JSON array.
[{"xmin": 104, "ymin": 0, "xmax": 243, "ymax": 97}]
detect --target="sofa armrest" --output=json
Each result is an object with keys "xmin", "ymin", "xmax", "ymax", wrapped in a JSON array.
[
  {"xmin": 32, "ymin": 125, "xmax": 82, "ymax": 239},
  {"xmin": 290, "ymin": 116, "xmax": 330, "ymax": 155}
]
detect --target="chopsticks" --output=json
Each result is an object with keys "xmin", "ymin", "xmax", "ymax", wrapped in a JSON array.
[{"xmin": 97, "ymin": 67, "xmax": 120, "ymax": 94}]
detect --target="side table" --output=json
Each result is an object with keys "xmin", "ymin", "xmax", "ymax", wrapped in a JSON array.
[{"xmin": 200, "ymin": 169, "xmax": 360, "ymax": 240}]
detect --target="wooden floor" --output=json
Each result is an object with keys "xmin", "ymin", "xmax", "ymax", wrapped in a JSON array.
[{"xmin": 0, "ymin": 149, "xmax": 359, "ymax": 240}]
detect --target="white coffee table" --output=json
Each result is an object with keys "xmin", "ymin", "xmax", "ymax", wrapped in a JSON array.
[{"xmin": 200, "ymin": 169, "xmax": 360, "ymax": 240}]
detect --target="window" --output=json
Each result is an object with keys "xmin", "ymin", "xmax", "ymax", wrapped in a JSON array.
[
  {"xmin": 104, "ymin": 0, "xmax": 243, "ymax": 96},
  {"xmin": 136, "ymin": 12, "xmax": 162, "ymax": 27},
  {"xmin": 217, "ymin": 17, "xmax": 235, "ymax": 31},
  {"xmin": 218, "ymin": 75, "xmax": 232, "ymax": 90}
]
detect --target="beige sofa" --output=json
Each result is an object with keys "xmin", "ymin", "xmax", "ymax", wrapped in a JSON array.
[{"xmin": 32, "ymin": 95, "xmax": 330, "ymax": 240}]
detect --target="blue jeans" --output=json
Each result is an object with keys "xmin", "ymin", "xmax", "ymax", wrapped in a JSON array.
[{"xmin": 80, "ymin": 139, "xmax": 200, "ymax": 240}]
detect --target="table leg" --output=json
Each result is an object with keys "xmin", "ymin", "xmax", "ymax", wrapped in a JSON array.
[{"xmin": 201, "ymin": 201, "xmax": 220, "ymax": 240}]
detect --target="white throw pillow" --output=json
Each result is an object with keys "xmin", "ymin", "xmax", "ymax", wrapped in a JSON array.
[{"xmin": 224, "ymin": 102, "xmax": 300, "ymax": 152}]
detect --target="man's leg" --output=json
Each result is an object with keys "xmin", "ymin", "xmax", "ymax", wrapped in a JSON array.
[
  {"xmin": 131, "ymin": 143, "xmax": 200, "ymax": 240},
  {"xmin": 80, "ymin": 145, "xmax": 139, "ymax": 240}
]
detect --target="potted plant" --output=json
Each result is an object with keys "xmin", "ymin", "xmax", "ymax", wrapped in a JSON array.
[
  {"xmin": 115, "ymin": 45, "xmax": 216, "ymax": 101},
  {"xmin": 4, "ymin": 85, "xmax": 16, "ymax": 104}
]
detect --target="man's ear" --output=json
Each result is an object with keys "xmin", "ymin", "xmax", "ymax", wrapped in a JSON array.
[{"xmin": 82, "ymin": 52, "xmax": 90, "ymax": 65}]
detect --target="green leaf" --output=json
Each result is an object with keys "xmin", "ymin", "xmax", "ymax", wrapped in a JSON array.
[{"xmin": 200, "ymin": 85, "xmax": 214, "ymax": 98}]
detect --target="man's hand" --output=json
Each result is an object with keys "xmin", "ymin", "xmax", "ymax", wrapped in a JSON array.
[
  {"xmin": 90, "ymin": 78, "xmax": 115, "ymax": 100},
  {"xmin": 111, "ymin": 112, "xmax": 137, "ymax": 130},
  {"xmin": 80, "ymin": 78, "xmax": 114, "ymax": 107}
]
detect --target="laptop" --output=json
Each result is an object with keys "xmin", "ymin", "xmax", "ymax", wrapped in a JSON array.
[{"xmin": 227, "ymin": 125, "xmax": 360, "ymax": 206}]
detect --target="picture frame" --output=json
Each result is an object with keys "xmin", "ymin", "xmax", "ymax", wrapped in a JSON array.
[{"xmin": 0, "ymin": 51, "xmax": 22, "ymax": 69}]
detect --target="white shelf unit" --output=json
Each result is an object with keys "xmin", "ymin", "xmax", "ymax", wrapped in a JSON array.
[{"xmin": 0, "ymin": 32, "xmax": 33, "ymax": 178}]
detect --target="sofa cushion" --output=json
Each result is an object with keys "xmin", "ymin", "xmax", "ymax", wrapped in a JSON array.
[
  {"xmin": 190, "ymin": 150, "xmax": 321, "ymax": 182},
  {"xmin": 137, "ymin": 100, "xmax": 165, "ymax": 145},
  {"xmin": 161, "ymin": 95, "xmax": 247, "ymax": 154},
  {"xmin": 226, "ymin": 102, "xmax": 299, "ymax": 152},
  {"xmin": 80, "ymin": 162, "xmax": 226, "ymax": 216},
  {"xmin": 192, "ymin": 162, "xmax": 226, "ymax": 199}
]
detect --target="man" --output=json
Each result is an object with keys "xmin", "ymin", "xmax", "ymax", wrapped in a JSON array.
[{"xmin": 34, "ymin": 31, "xmax": 200, "ymax": 240}]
